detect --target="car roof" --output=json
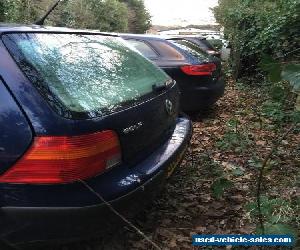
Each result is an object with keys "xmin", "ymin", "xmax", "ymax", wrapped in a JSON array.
[
  {"xmin": 0, "ymin": 23, "xmax": 117, "ymax": 36},
  {"xmin": 120, "ymin": 34, "xmax": 207, "ymax": 41},
  {"xmin": 166, "ymin": 35, "xmax": 206, "ymax": 40},
  {"xmin": 119, "ymin": 33, "xmax": 171, "ymax": 41}
]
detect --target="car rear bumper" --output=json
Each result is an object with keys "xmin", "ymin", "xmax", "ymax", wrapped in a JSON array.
[
  {"xmin": 180, "ymin": 77, "xmax": 225, "ymax": 111},
  {"xmin": 0, "ymin": 117, "xmax": 192, "ymax": 246}
]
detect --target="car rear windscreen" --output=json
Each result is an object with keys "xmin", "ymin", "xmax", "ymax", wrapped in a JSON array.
[
  {"xmin": 194, "ymin": 38, "xmax": 216, "ymax": 51},
  {"xmin": 2, "ymin": 33, "xmax": 170, "ymax": 119}
]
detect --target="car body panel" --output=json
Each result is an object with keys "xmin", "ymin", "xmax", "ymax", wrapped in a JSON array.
[
  {"xmin": 0, "ymin": 79, "xmax": 33, "ymax": 175},
  {"xmin": 0, "ymin": 117, "xmax": 192, "ymax": 245},
  {"xmin": 0, "ymin": 25, "xmax": 192, "ymax": 245}
]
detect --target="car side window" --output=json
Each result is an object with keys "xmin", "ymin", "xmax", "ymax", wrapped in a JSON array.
[
  {"xmin": 151, "ymin": 40, "xmax": 185, "ymax": 61},
  {"xmin": 127, "ymin": 39, "xmax": 159, "ymax": 59}
]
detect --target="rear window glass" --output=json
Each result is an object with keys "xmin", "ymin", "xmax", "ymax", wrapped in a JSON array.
[
  {"xmin": 198, "ymin": 39, "xmax": 216, "ymax": 50},
  {"xmin": 150, "ymin": 40, "xmax": 185, "ymax": 60},
  {"xmin": 3, "ymin": 33, "xmax": 169, "ymax": 119},
  {"xmin": 126, "ymin": 39, "xmax": 158, "ymax": 59},
  {"xmin": 207, "ymin": 39, "xmax": 223, "ymax": 50},
  {"xmin": 171, "ymin": 40, "xmax": 209, "ymax": 61}
]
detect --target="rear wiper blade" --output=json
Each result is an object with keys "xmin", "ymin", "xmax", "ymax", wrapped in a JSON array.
[{"xmin": 152, "ymin": 84, "xmax": 167, "ymax": 92}]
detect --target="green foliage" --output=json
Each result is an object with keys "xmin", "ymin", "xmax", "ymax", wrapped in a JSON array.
[
  {"xmin": 231, "ymin": 166, "xmax": 245, "ymax": 176},
  {"xmin": 200, "ymin": 156, "xmax": 233, "ymax": 199},
  {"xmin": 282, "ymin": 64, "xmax": 300, "ymax": 92},
  {"xmin": 262, "ymin": 101, "xmax": 286, "ymax": 124},
  {"xmin": 260, "ymin": 80, "xmax": 300, "ymax": 126},
  {"xmin": 216, "ymin": 119, "xmax": 252, "ymax": 152},
  {"xmin": 260, "ymin": 55, "xmax": 300, "ymax": 93},
  {"xmin": 202, "ymin": 156, "xmax": 224, "ymax": 178},
  {"xmin": 122, "ymin": 0, "xmax": 151, "ymax": 33},
  {"xmin": 88, "ymin": 0, "xmax": 129, "ymax": 32},
  {"xmin": 216, "ymin": 131, "xmax": 248, "ymax": 152},
  {"xmin": 0, "ymin": 0, "xmax": 151, "ymax": 33},
  {"xmin": 214, "ymin": 0, "xmax": 300, "ymax": 75},
  {"xmin": 211, "ymin": 177, "xmax": 233, "ymax": 199},
  {"xmin": 259, "ymin": 55, "xmax": 282, "ymax": 83},
  {"xmin": 0, "ymin": 0, "xmax": 39, "ymax": 23},
  {"xmin": 259, "ymin": 223, "xmax": 296, "ymax": 236},
  {"xmin": 246, "ymin": 196, "xmax": 298, "ymax": 236},
  {"xmin": 207, "ymin": 39, "xmax": 223, "ymax": 51}
]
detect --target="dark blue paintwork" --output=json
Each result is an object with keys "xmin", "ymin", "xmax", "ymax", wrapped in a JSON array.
[
  {"xmin": 0, "ymin": 25, "xmax": 192, "ymax": 246},
  {"xmin": 0, "ymin": 79, "xmax": 32, "ymax": 174},
  {"xmin": 0, "ymin": 117, "xmax": 190, "ymax": 207},
  {"xmin": 1, "ymin": 118, "xmax": 191, "ymax": 244},
  {"xmin": 121, "ymin": 34, "xmax": 225, "ymax": 111}
]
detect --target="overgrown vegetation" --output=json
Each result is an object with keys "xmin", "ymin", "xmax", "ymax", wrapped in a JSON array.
[
  {"xmin": 0, "ymin": 0, "xmax": 151, "ymax": 33},
  {"xmin": 121, "ymin": 75, "xmax": 300, "ymax": 250},
  {"xmin": 213, "ymin": 0, "xmax": 300, "ymax": 78},
  {"xmin": 213, "ymin": 0, "xmax": 300, "ymax": 241}
]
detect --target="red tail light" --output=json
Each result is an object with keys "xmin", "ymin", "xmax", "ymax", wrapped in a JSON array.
[
  {"xmin": 181, "ymin": 63, "xmax": 217, "ymax": 76},
  {"xmin": 0, "ymin": 131, "xmax": 121, "ymax": 184}
]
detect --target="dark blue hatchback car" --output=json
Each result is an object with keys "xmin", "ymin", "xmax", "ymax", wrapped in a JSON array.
[{"xmin": 0, "ymin": 25, "xmax": 192, "ymax": 246}]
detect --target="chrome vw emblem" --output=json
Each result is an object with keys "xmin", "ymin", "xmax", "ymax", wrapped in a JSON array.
[{"xmin": 165, "ymin": 99, "xmax": 174, "ymax": 116}]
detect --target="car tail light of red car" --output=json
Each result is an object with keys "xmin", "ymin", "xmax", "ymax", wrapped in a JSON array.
[
  {"xmin": 0, "ymin": 130, "xmax": 121, "ymax": 184},
  {"xmin": 181, "ymin": 63, "xmax": 217, "ymax": 76}
]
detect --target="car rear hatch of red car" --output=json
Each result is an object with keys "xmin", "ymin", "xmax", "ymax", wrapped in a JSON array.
[{"xmin": 0, "ymin": 32, "xmax": 180, "ymax": 185}]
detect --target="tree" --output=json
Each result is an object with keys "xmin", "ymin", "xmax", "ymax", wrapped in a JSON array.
[
  {"xmin": 0, "ymin": 0, "xmax": 151, "ymax": 33},
  {"xmin": 122, "ymin": 0, "xmax": 151, "ymax": 33},
  {"xmin": 89, "ymin": 0, "xmax": 128, "ymax": 32},
  {"xmin": 213, "ymin": 0, "xmax": 300, "ymax": 78},
  {"xmin": 0, "ymin": 1, "xmax": 5, "ymax": 21}
]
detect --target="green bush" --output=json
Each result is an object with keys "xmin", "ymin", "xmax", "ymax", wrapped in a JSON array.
[{"xmin": 213, "ymin": 0, "xmax": 300, "ymax": 76}]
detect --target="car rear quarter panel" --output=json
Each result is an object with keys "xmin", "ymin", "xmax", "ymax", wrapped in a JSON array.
[{"xmin": 0, "ymin": 79, "xmax": 32, "ymax": 175}]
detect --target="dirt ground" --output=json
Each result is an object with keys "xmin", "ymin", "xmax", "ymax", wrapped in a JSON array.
[
  {"xmin": 100, "ymin": 79, "xmax": 298, "ymax": 250},
  {"xmin": 22, "ymin": 79, "xmax": 299, "ymax": 250}
]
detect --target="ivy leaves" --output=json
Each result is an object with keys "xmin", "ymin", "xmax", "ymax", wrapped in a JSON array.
[
  {"xmin": 247, "ymin": 196, "xmax": 298, "ymax": 237},
  {"xmin": 259, "ymin": 55, "xmax": 282, "ymax": 83},
  {"xmin": 213, "ymin": 0, "xmax": 299, "ymax": 74},
  {"xmin": 282, "ymin": 64, "xmax": 300, "ymax": 91},
  {"xmin": 211, "ymin": 177, "xmax": 233, "ymax": 199},
  {"xmin": 260, "ymin": 54, "xmax": 300, "ymax": 91}
]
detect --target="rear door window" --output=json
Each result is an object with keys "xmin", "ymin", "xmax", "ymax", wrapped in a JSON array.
[
  {"xmin": 198, "ymin": 39, "xmax": 216, "ymax": 50},
  {"xmin": 150, "ymin": 40, "xmax": 185, "ymax": 60},
  {"xmin": 2, "ymin": 33, "xmax": 170, "ymax": 119},
  {"xmin": 126, "ymin": 39, "xmax": 158, "ymax": 59}
]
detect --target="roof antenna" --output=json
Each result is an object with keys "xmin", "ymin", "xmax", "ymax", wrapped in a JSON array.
[{"xmin": 35, "ymin": 0, "xmax": 63, "ymax": 25}]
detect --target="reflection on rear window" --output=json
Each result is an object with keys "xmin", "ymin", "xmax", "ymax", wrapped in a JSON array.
[
  {"xmin": 127, "ymin": 39, "xmax": 158, "ymax": 58},
  {"xmin": 151, "ymin": 40, "xmax": 185, "ymax": 60},
  {"xmin": 3, "ymin": 33, "xmax": 169, "ymax": 119},
  {"xmin": 171, "ymin": 40, "xmax": 209, "ymax": 62}
]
